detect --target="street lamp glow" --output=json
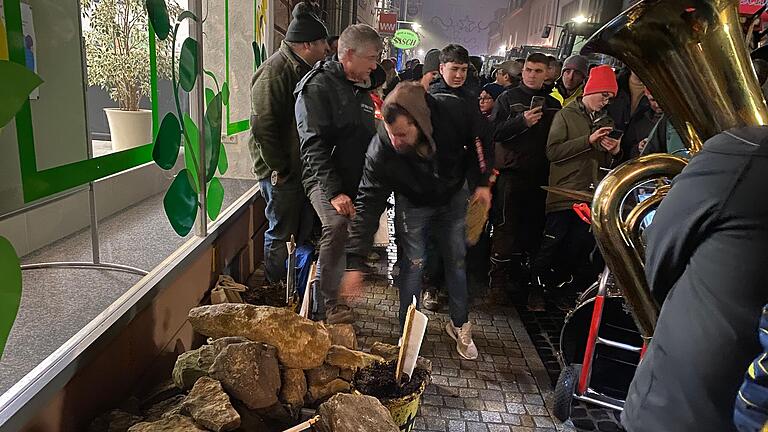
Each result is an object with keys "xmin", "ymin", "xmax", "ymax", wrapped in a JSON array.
[
  {"xmin": 418, "ymin": 49, "xmax": 425, "ymax": 56},
  {"xmin": 412, "ymin": 22, "xmax": 421, "ymax": 31},
  {"xmin": 572, "ymin": 15, "xmax": 588, "ymax": 23},
  {"xmin": 498, "ymin": 46, "xmax": 506, "ymax": 56}
]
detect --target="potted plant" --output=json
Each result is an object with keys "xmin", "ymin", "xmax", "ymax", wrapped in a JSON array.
[{"xmin": 82, "ymin": 0, "xmax": 179, "ymax": 151}]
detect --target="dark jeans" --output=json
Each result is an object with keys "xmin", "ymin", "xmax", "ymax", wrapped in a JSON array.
[
  {"xmin": 490, "ymin": 172, "xmax": 547, "ymax": 279},
  {"xmin": 259, "ymin": 177, "xmax": 313, "ymax": 283},
  {"xmin": 307, "ymin": 184, "xmax": 349, "ymax": 318},
  {"xmin": 532, "ymin": 210, "xmax": 602, "ymax": 290},
  {"xmin": 395, "ymin": 188, "xmax": 469, "ymax": 330}
]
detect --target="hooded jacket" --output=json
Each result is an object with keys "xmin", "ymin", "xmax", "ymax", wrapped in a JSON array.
[
  {"xmin": 622, "ymin": 126, "xmax": 768, "ymax": 432},
  {"xmin": 490, "ymin": 84, "xmax": 562, "ymax": 184},
  {"xmin": 295, "ymin": 60, "xmax": 385, "ymax": 199},
  {"xmin": 428, "ymin": 74, "xmax": 480, "ymax": 106},
  {"xmin": 550, "ymin": 79, "xmax": 584, "ymax": 107},
  {"xmin": 345, "ymin": 87, "xmax": 493, "ymax": 267},
  {"xmin": 545, "ymin": 99, "xmax": 618, "ymax": 214},
  {"xmin": 248, "ymin": 41, "xmax": 312, "ymax": 182}
]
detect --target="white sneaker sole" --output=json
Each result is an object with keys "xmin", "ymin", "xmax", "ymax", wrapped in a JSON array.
[{"xmin": 444, "ymin": 323, "xmax": 479, "ymax": 360}]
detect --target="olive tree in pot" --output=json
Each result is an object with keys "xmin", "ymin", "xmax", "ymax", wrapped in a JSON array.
[{"xmin": 82, "ymin": 0, "xmax": 179, "ymax": 151}]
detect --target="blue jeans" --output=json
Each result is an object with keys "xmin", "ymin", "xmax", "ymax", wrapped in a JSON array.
[
  {"xmin": 259, "ymin": 177, "xmax": 312, "ymax": 283},
  {"xmin": 396, "ymin": 188, "xmax": 470, "ymax": 330}
]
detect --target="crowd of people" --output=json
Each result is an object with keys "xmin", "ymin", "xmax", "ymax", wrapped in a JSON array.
[{"xmin": 248, "ymin": 4, "xmax": 768, "ymax": 431}]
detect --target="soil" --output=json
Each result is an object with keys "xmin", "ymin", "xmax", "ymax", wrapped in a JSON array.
[
  {"xmin": 241, "ymin": 283, "xmax": 289, "ymax": 307},
  {"xmin": 352, "ymin": 360, "xmax": 429, "ymax": 401}
]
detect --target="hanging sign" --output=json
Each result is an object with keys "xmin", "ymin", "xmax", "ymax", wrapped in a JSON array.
[{"xmin": 392, "ymin": 29, "xmax": 420, "ymax": 50}]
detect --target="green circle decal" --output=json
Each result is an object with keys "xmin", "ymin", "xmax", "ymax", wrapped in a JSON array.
[{"xmin": 392, "ymin": 29, "xmax": 420, "ymax": 50}]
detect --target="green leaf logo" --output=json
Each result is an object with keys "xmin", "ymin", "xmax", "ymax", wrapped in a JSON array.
[
  {"xmin": 179, "ymin": 38, "xmax": 199, "ymax": 92},
  {"xmin": 163, "ymin": 168, "xmax": 199, "ymax": 236},
  {"xmin": 0, "ymin": 60, "xmax": 43, "ymax": 128},
  {"xmin": 146, "ymin": 0, "xmax": 171, "ymax": 41},
  {"xmin": 0, "ymin": 236, "xmax": 22, "ymax": 361}
]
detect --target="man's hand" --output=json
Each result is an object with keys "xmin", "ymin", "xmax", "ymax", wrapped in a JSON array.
[
  {"xmin": 638, "ymin": 138, "xmax": 649, "ymax": 154},
  {"xmin": 471, "ymin": 186, "xmax": 492, "ymax": 210},
  {"xmin": 330, "ymin": 194, "xmax": 356, "ymax": 217},
  {"xmin": 601, "ymin": 137, "xmax": 622, "ymax": 155},
  {"xmin": 523, "ymin": 107, "xmax": 543, "ymax": 127},
  {"xmin": 589, "ymin": 127, "xmax": 613, "ymax": 145},
  {"xmin": 339, "ymin": 270, "xmax": 364, "ymax": 299}
]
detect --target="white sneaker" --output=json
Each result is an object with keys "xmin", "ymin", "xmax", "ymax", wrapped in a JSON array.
[{"xmin": 445, "ymin": 322, "xmax": 479, "ymax": 360}]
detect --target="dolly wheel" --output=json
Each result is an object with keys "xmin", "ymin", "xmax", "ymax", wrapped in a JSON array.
[{"xmin": 553, "ymin": 364, "xmax": 581, "ymax": 422}]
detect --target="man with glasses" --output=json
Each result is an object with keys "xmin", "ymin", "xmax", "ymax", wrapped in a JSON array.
[
  {"xmin": 295, "ymin": 24, "xmax": 384, "ymax": 324},
  {"xmin": 531, "ymin": 65, "xmax": 622, "ymax": 310},
  {"xmin": 489, "ymin": 52, "xmax": 561, "ymax": 309}
]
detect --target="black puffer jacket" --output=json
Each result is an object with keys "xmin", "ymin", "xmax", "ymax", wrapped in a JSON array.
[
  {"xmin": 429, "ymin": 75, "xmax": 480, "ymax": 106},
  {"xmin": 490, "ymin": 84, "xmax": 561, "ymax": 186},
  {"xmin": 621, "ymin": 127, "xmax": 768, "ymax": 432},
  {"xmin": 295, "ymin": 60, "xmax": 385, "ymax": 198},
  {"xmin": 345, "ymin": 92, "xmax": 493, "ymax": 266}
]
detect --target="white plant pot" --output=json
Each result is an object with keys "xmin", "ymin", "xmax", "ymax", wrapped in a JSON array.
[{"xmin": 104, "ymin": 108, "xmax": 153, "ymax": 151}]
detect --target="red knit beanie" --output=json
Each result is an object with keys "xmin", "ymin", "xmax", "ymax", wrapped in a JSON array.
[{"xmin": 583, "ymin": 65, "xmax": 618, "ymax": 96}]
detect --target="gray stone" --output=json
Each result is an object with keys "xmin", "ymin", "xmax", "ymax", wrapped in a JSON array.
[
  {"xmin": 181, "ymin": 377, "xmax": 241, "ymax": 432},
  {"xmin": 306, "ymin": 379, "xmax": 352, "ymax": 406},
  {"xmin": 210, "ymin": 336, "xmax": 251, "ymax": 352},
  {"xmin": 143, "ymin": 395, "xmax": 186, "ymax": 422},
  {"xmin": 127, "ymin": 414, "xmax": 207, "ymax": 432},
  {"xmin": 209, "ymin": 342, "xmax": 281, "ymax": 410},
  {"xmin": 325, "ymin": 345, "xmax": 384, "ymax": 371},
  {"xmin": 315, "ymin": 393, "xmax": 399, "ymax": 432},
  {"xmin": 88, "ymin": 409, "xmax": 144, "ymax": 432},
  {"xmin": 279, "ymin": 368, "xmax": 307, "ymax": 410},
  {"xmin": 306, "ymin": 364, "xmax": 340, "ymax": 387},
  {"xmin": 325, "ymin": 324, "xmax": 358, "ymax": 350},
  {"xmin": 172, "ymin": 345, "xmax": 216, "ymax": 390},
  {"xmin": 189, "ymin": 304, "xmax": 332, "ymax": 369}
]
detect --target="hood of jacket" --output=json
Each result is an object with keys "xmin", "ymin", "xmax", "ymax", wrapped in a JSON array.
[{"xmin": 382, "ymin": 83, "xmax": 437, "ymax": 153}]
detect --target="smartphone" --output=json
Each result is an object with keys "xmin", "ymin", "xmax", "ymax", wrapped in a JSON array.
[
  {"xmin": 607, "ymin": 128, "xmax": 624, "ymax": 139},
  {"xmin": 530, "ymin": 96, "xmax": 545, "ymax": 110}
]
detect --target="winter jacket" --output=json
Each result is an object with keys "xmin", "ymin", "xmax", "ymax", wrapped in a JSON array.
[
  {"xmin": 295, "ymin": 60, "xmax": 383, "ymax": 199},
  {"xmin": 545, "ymin": 99, "xmax": 619, "ymax": 214},
  {"xmin": 641, "ymin": 114, "xmax": 688, "ymax": 157},
  {"xmin": 490, "ymin": 84, "xmax": 562, "ymax": 185},
  {"xmin": 428, "ymin": 75, "xmax": 480, "ymax": 106},
  {"xmin": 248, "ymin": 41, "xmax": 312, "ymax": 182},
  {"xmin": 345, "ymin": 92, "xmax": 493, "ymax": 267},
  {"xmin": 550, "ymin": 79, "xmax": 584, "ymax": 107},
  {"xmin": 622, "ymin": 126, "xmax": 768, "ymax": 432}
]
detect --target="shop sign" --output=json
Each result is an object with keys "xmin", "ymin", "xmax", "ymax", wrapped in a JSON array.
[
  {"xmin": 379, "ymin": 12, "xmax": 397, "ymax": 35},
  {"xmin": 392, "ymin": 29, "xmax": 420, "ymax": 50}
]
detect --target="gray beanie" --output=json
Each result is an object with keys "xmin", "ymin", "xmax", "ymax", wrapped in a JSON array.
[
  {"xmin": 563, "ymin": 54, "xmax": 589, "ymax": 77},
  {"xmin": 423, "ymin": 49, "xmax": 440, "ymax": 74},
  {"xmin": 285, "ymin": 3, "xmax": 329, "ymax": 43}
]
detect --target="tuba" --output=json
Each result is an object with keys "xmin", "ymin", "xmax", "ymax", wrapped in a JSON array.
[{"xmin": 582, "ymin": 0, "xmax": 768, "ymax": 338}]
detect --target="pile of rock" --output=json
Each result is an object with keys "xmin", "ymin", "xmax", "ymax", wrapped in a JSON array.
[{"xmin": 90, "ymin": 304, "xmax": 414, "ymax": 432}]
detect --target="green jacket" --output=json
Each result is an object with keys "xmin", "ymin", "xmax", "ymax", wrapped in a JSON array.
[
  {"xmin": 545, "ymin": 99, "xmax": 619, "ymax": 214},
  {"xmin": 248, "ymin": 41, "xmax": 312, "ymax": 181}
]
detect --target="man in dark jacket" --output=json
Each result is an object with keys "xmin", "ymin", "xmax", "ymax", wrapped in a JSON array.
[
  {"xmin": 608, "ymin": 70, "xmax": 654, "ymax": 161},
  {"xmin": 533, "ymin": 65, "xmax": 622, "ymax": 309},
  {"xmin": 621, "ymin": 126, "xmax": 768, "ymax": 432},
  {"xmin": 248, "ymin": 3, "xmax": 329, "ymax": 285},
  {"xmin": 295, "ymin": 24, "xmax": 383, "ymax": 324},
  {"xmin": 488, "ymin": 52, "xmax": 561, "ymax": 307},
  {"xmin": 429, "ymin": 44, "xmax": 480, "ymax": 103},
  {"xmin": 343, "ymin": 82, "xmax": 493, "ymax": 359}
]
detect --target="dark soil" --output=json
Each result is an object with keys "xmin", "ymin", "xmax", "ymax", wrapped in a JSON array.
[
  {"xmin": 241, "ymin": 283, "xmax": 288, "ymax": 307},
  {"xmin": 353, "ymin": 360, "xmax": 429, "ymax": 401}
]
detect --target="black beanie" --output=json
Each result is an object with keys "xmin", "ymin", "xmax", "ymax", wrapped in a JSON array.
[
  {"xmin": 285, "ymin": 3, "xmax": 328, "ymax": 43},
  {"xmin": 423, "ymin": 49, "xmax": 440, "ymax": 74}
]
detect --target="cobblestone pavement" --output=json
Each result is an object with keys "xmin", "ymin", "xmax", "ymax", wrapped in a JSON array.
[{"xmin": 350, "ymin": 255, "xmax": 568, "ymax": 432}]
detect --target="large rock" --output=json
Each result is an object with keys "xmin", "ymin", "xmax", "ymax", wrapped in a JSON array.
[
  {"xmin": 306, "ymin": 364, "xmax": 340, "ymax": 387},
  {"xmin": 306, "ymin": 379, "xmax": 351, "ymax": 406},
  {"xmin": 315, "ymin": 393, "xmax": 399, "ymax": 432},
  {"xmin": 210, "ymin": 336, "xmax": 251, "ymax": 352},
  {"xmin": 232, "ymin": 401, "xmax": 272, "ymax": 432},
  {"xmin": 172, "ymin": 345, "xmax": 216, "ymax": 390},
  {"xmin": 143, "ymin": 395, "xmax": 186, "ymax": 422},
  {"xmin": 181, "ymin": 377, "xmax": 241, "ymax": 432},
  {"xmin": 279, "ymin": 369, "xmax": 306, "ymax": 410},
  {"xmin": 369, "ymin": 342, "xmax": 433, "ymax": 374},
  {"xmin": 325, "ymin": 324, "xmax": 358, "ymax": 350},
  {"xmin": 209, "ymin": 342, "xmax": 281, "ymax": 410},
  {"xmin": 127, "ymin": 414, "xmax": 207, "ymax": 432},
  {"xmin": 325, "ymin": 346, "xmax": 384, "ymax": 371},
  {"xmin": 189, "ymin": 304, "xmax": 331, "ymax": 369},
  {"xmin": 88, "ymin": 409, "xmax": 143, "ymax": 432}
]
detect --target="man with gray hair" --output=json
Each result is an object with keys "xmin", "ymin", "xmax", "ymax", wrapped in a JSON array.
[{"xmin": 295, "ymin": 24, "xmax": 384, "ymax": 324}]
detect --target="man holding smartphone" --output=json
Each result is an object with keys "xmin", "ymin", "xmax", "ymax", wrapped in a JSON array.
[
  {"xmin": 531, "ymin": 65, "xmax": 623, "ymax": 310},
  {"xmin": 489, "ymin": 52, "xmax": 562, "ymax": 307}
]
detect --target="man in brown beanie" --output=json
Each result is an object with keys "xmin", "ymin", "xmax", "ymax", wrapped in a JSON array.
[
  {"xmin": 248, "ymin": 1, "xmax": 329, "ymax": 287},
  {"xmin": 342, "ymin": 82, "xmax": 492, "ymax": 359}
]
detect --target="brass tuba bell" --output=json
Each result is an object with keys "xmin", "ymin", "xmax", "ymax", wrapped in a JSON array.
[{"xmin": 582, "ymin": 0, "xmax": 768, "ymax": 338}]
